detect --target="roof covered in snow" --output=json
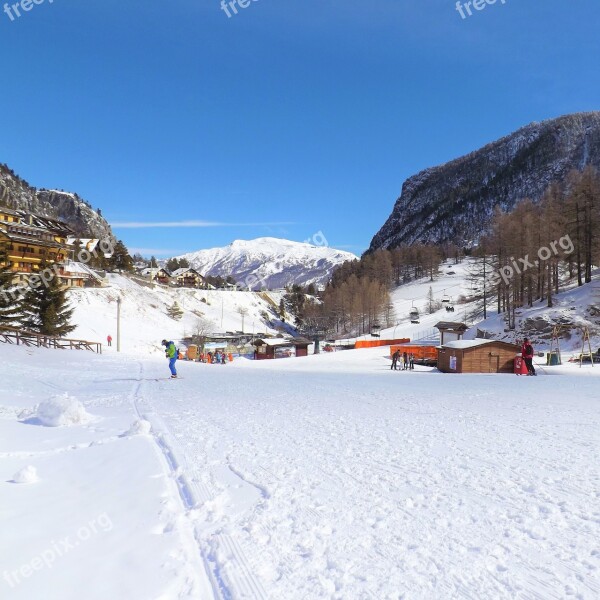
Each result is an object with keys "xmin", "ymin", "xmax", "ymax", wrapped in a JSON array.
[{"xmin": 441, "ymin": 339, "xmax": 520, "ymax": 350}]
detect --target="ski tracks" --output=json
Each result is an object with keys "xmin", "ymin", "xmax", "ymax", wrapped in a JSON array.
[{"xmin": 130, "ymin": 362, "xmax": 267, "ymax": 600}]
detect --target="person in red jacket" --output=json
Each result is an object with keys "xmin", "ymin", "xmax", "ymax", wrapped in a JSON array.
[{"xmin": 521, "ymin": 338, "xmax": 536, "ymax": 376}]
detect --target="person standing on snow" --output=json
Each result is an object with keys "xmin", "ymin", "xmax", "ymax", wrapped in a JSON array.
[
  {"xmin": 391, "ymin": 349, "xmax": 400, "ymax": 370},
  {"xmin": 162, "ymin": 339, "xmax": 178, "ymax": 378},
  {"xmin": 107, "ymin": 335, "xmax": 112, "ymax": 347},
  {"xmin": 521, "ymin": 338, "xmax": 536, "ymax": 376}
]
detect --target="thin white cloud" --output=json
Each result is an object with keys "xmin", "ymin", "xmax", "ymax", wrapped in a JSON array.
[{"xmin": 112, "ymin": 220, "xmax": 296, "ymax": 229}]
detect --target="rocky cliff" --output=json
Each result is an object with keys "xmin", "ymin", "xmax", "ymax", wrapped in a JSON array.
[
  {"xmin": 0, "ymin": 163, "xmax": 113, "ymax": 240},
  {"xmin": 369, "ymin": 112, "xmax": 600, "ymax": 250}
]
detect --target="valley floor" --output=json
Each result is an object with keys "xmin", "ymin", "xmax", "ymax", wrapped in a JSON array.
[{"xmin": 0, "ymin": 345, "xmax": 599, "ymax": 599}]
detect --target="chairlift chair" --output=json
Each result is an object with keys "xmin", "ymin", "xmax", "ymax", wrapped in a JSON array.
[
  {"xmin": 409, "ymin": 307, "xmax": 420, "ymax": 324},
  {"xmin": 371, "ymin": 321, "xmax": 381, "ymax": 338},
  {"xmin": 442, "ymin": 290, "xmax": 450, "ymax": 303}
]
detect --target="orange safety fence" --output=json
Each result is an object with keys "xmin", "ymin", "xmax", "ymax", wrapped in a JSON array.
[
  {"xmin": 355, "ymin": 338, "xmax": 410, "ymax": 349},
  {"xmin": 390, "ymin": 344, "xmax": 438, "ymax": 361}
]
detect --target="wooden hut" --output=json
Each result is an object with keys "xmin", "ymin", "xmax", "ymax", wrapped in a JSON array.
[
  {"xmin": 253, "ymin": 338, "xmax": 311, "ymax": 360},
  {"xmin": 437, "ymin": 339, "xmax": 521, "ymax": 374},
  {"xmin": 434, "ymin": 321, "xmax": 469, "ymax": 345}
]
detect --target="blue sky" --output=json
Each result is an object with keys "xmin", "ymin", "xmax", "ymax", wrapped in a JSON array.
[{"xmin": 1, "ymin": 0, "xmax": 599, "ymax": 257}]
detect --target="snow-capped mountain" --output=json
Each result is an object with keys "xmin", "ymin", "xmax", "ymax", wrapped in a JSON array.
[{"xmin": 173, "ymin": 237, "xmax": 358, "ymax": 289}]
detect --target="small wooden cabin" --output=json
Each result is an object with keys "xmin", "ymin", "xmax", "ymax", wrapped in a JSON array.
[
  {"xmin": 437, "ymin": 339, "xmax": 520, "ymax": 374},
  {"xmin": 253, "ymin": 338, "xmax": 310, "ymax": 360},
  {"xmin": 434, "ymin": 321, "xmax": 469, "ymax": 345}
]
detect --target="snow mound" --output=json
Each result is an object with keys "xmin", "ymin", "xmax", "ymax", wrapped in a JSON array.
[
  {"xmin": 125, "ymin": 419, "xmax": 152, "ymax": 436},
  {"xmin": 13, "ymin": 465, "xmax": 39, "ymax": 484},
  {"xmin": 35, "ymin": 394, "xmax": 93, "ymax": 427}
]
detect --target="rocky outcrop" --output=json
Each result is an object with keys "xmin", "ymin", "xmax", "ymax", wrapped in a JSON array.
[{"xmin": 0, "ymin": 163, "xmax": 113, "ymax": 240}]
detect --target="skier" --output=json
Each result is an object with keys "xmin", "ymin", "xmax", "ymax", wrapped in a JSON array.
[
  {"xmin": 162, "ymin": 339, "xmax": 178, "ymax": 378},
  {"xmin": 409, "ymin": 353, "xmax": 415, "ymax": 370},
  {"xmin": 107, "ymin": 335, "xmax": 112, "ymax": 347},
  {"xmin": 391, "ymin": 349, "xmax": 400, "ymax": 370},
  {"xmin": 403, "ymin": 352, "xmax": 409, "ymax": 371},
  {"xmin": 521, "ymin": 338, "xmax": 536, "ymax": 376}
]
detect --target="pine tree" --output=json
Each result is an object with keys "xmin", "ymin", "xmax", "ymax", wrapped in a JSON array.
[
  {"xmin": 0, "ymin": 241, "xmax": 20, "ymax": 326},
  {"xmin": 19, "ymin": 269, "xmax": 75, "ymax": 336},
  {"xmin": 167, "ymin": 301, "xmax": 184, "ymax": 320},
  {"xmin": 108, "ymin": 240, "xmax": 134, "ymax": 273},
  {"xmin": 427, "ymin": 286, "xmax": 435, "ymax": 314}
]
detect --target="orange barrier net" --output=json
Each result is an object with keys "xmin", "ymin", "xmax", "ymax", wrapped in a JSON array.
[
  {"xmin": 355, "ymin": 338, "xmax": 410, "ymax": 349},
  {"xmin": 390, "ymin": 344, "xmax": 437, "ymax": 361}
]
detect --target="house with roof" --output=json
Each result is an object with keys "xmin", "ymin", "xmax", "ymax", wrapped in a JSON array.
[
  {"xmin": 252, "ymin": 337, "xmax": 311, "ymax": 360},
  {"xmin": 171, "ymin": 267, "xmax": 207, "ymax": 288},
  {"xmin": 58, "ymin": 260, "xmax": 106, "ymax": 288},
  {"xmin": 0, "ymin": 206, "xmax": 70, "ymax": 285},
  {"xmin": 139, "ymin": 267, "xmax": 172, "ymax": 285}
]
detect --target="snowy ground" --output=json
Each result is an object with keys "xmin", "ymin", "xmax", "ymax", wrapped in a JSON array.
[{"xmin": 1, "ymin": 343, "xmax": 599, "ymax": 599}]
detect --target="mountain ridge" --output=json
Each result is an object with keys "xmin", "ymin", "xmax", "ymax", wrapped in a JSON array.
[
  {"xmin": 369, "ymin": 111, "xmax": 600, "ymax": 251},
  {"xmin": 173, "ymin": 237, "xmax": 358, "ymax": 289}
]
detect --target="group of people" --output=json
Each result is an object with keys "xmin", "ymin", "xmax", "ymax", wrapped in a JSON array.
[
  {"xmin": 391, "ymin": 350, "xmax": 415, "ymax": 371},
  {"xmin": 198, "ymin": 351, "xmax": 228, "ymax": 364}
]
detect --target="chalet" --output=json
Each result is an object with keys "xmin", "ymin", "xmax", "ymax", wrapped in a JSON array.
[
  {"xmin": 140, "ymin": 267, "xmax": 171, "ymax": 285},
  {"xmin": 58, "ymin": 261, "xmax": 106, "ymax": 288},
  {"xmin": 171, "ymin": 267, "xmax": 206, "ymax": 288},
  {"xmin": 0, "ymin": 207, "xmax": 70, "ymax": 285},
  {"xmin": 434, "ymin": 321, "xmax": 469, "ymax": 345},
  {"xmin": 437, "ymin": 339, "xmax": 521, "ymax": 374},
  {"xmin": 252, "ymin": 337, "xmax": 311, "ymax": 360}
]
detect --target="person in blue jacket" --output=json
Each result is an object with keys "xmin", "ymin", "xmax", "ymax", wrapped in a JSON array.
[{"xmin": 162, "ymin": 339, "xmax": 178, "ymax": 378}]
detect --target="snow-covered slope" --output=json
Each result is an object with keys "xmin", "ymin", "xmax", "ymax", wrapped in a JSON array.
[
  {"xmin": 66, "ymin": 274, "xmax": 289, "ymax": 353},
  {"xmin": 174, "ymin": 237, "xmax": 357, "ymax": 289},
  {"xmin": 365, "ymin": 259, "xmax": 600, "ymax": 351}
]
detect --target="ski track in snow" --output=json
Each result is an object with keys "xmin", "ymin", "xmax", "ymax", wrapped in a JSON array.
[{"xmin": 131, "ymin": 362, "xmax": 267, "ymax": 600}]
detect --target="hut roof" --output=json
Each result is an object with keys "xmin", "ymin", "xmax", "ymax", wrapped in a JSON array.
[
  {"xmin": 434, "ymin": 321, "xmax": 469, "ymax": 332},
  {"xmin": 440, "ymin": 339, "xmax": 519, "ymax": 351}
]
